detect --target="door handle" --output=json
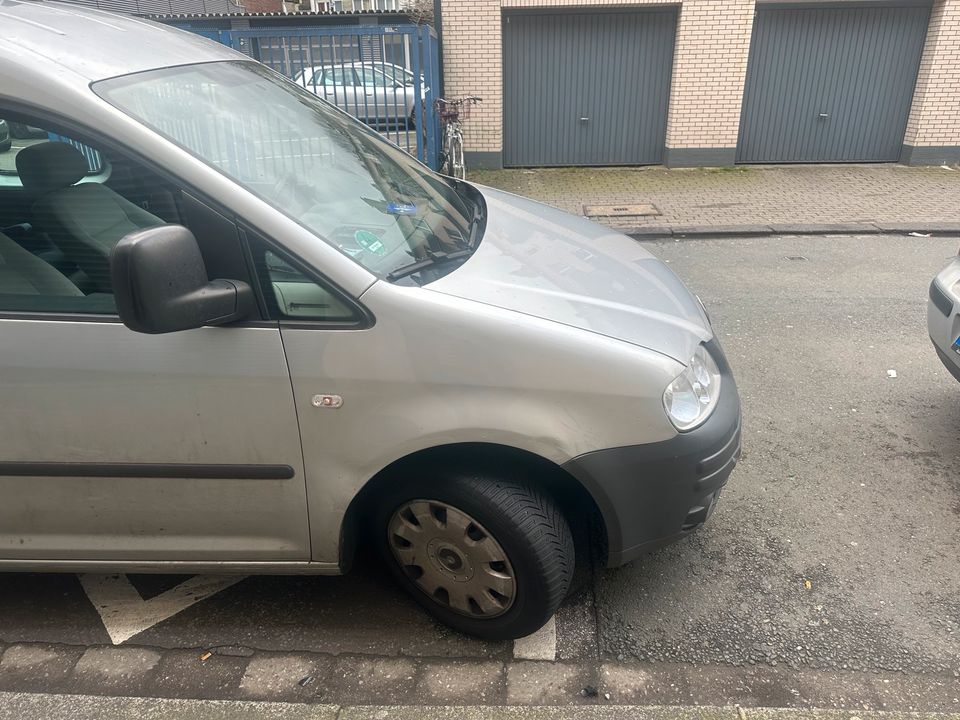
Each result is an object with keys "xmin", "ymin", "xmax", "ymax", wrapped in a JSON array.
[
  {"xmin": 818, "ymin": 113, "xmax": 829, "ymax": 119},
  {"xmin": 579, "ymin": 117, "xmax": 590, "ymax": 122}
]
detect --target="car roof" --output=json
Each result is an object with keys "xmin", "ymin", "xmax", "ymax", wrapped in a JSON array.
[{"xmin": 0, "ymin": 0, "xmax": 237, "ymax": 85}]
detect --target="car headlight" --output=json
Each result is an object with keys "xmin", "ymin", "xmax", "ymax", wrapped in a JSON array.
[{"xmin": 663, "ymin": 344, "xmax": 722, "ymax": 432}]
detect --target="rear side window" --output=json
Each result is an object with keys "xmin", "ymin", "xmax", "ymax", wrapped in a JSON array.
[{"xmin": 0, "ymin": 123, "xmax": 103, "ymax": 182}]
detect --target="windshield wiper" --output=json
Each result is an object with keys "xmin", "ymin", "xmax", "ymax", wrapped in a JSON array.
[{"xmin": 386, "ymin": 249, "xmax": 473, "ymax": 281}]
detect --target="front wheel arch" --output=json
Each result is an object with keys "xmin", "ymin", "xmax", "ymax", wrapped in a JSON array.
[{"xmin": 339, "ymin": 442, "xmax": 607, "ymax": 574}]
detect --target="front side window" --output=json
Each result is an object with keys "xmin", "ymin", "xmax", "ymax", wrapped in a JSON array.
[
  {"xmin": 0, "ymin": 115, "xmax": 212, "ymax": 316},
  {"xmin": 357, "ymin": 67, "xmax": 393, "ymax": 88},
  {"xmin": 0, "ymin": 124, "xmax": 103, "ymax": 180},
  {"xmin": 248, "ymin": 233, "xmax": 359, "ymax": 322},
  {"xmin": 322, "ymin": 67, "xmax": 357, "ymax": 87},
  {"xmin": 95, "ymin": 61, "xmax": 483, "ymax": 286}
]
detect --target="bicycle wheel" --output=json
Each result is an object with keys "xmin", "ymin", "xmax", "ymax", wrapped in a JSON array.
[{"xmin": 448, "ymin": 132, "xmax": 466, "ymax": 180}]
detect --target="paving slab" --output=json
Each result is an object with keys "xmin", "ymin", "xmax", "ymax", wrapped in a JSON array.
[
  {"xmin": 506, "ymin": 661, "xmax": 595, "ymax": 706},
  {"xmin": 415, "ymin": 660, "xmax": 504, "ymax": 704},
  {"xmin": 469, "ymin": 165, "xmax": 960, "ymax": 232},
  {"xmin": 327, "ymin": 656, "xmax": 418, "ymax": 705},
  {"xmin": 0, "ymin": 644, "xmax": 83, "ymax": 693},
  {"xmin": 0, "ymin": 691, "xmax": 338, "ymax": 720},
  {"xmin": 239, "ymin": 653, "xmax": 335, "ymax": 701},
  {"xmin": 72, "ymin": 646, "xmax": 161, "ymax": 692},
  {"xmin": 149, "ymin": 649, "xmax": 249, "ymax": 700}
]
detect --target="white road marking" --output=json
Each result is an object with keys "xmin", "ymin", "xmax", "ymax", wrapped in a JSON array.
[
  {"xmin": 512, "ymin": 615, "xmax": 557, "ymax": 660},
  {"xmin": 78, "ymin": 574, "xmax": 246, "ymax": 645}
]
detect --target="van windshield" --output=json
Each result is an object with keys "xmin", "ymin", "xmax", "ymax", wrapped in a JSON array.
[{"xmin": 94, "ymin": 61, "xmax": 481, "ymax": 284}]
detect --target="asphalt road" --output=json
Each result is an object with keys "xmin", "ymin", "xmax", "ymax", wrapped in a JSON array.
[{"xmin": 0, "ymin": 234, "xmax": 957, "ymax": 710}]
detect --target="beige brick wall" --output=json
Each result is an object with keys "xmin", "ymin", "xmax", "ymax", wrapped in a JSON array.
[
  {"xmin": 440, "ymin": 0, "xmax": 504, "ymax": 153},
  {"xmin": 904, "ymin": 0, "xmax": 960, "ymax": 148},
  {"xmin": 665, "ymin": 0, "xmax": 754, "ymax": 149},
  {"xmin": 441, "ymin": 0, "xmax": 960, "ymax": 163}
]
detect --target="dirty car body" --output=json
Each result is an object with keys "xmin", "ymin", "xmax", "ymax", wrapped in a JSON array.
[
  {"xmin": 0, "ymin": 1, "xmax": 740, "ymax": 639},
  {"xmin": 928, "ymin": 247, "xmax": 960, "ymax": 383}
]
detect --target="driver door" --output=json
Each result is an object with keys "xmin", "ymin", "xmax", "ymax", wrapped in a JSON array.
[{"xmin": 0, "ymin": 121, "xmax": 310, "ymax": 564}]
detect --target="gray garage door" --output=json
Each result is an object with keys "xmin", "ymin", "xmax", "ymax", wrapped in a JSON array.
[
  {"xmin": 503, "ymin": 9, "xmax": 677, "ymax": 167},
  {"xmin": 737, "ymin": 4, "xmax": 931, "ymax": 164}
]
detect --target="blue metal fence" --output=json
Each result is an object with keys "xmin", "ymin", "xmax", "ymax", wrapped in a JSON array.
[{"xmin": 179, "ymin": 24, "xmax": 441, "ymax": 170}]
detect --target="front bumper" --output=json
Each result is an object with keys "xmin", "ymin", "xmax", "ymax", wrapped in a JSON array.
[
  {"xmin": 927, "ymin": 258, "xmax": 960, "ymax": 383},
  {"xmin": 562, "ymin": 339, "xmax": 741, "ymax": 567}
]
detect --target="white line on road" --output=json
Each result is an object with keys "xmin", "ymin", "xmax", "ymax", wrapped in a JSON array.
[
  {"xmin": 78, "ymin": 574, "xmax": 246, "ymax": 645},
  {"xmin": 512, "ymin": 615, "xmax": 557, "ymax": 661}
]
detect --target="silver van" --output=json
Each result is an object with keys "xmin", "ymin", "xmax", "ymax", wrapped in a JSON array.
[{"xmin": 0, "ymin": 2, "xmax": 740, "ymax": 639}]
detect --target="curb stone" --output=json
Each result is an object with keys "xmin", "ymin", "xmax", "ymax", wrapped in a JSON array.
[
  {"xmin": 2, "ymin": 693, "xmax": 960, "ymax": 720},
  {"xmin": 619, "ymin": 223, "xmax": 960, "ymax": 240}
]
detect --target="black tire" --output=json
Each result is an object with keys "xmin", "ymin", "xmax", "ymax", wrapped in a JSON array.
[{"xmin": 373, "ymin": 469, "xmax": 574, "ymax": 640}]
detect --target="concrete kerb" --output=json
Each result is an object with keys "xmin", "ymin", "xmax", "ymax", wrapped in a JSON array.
[
  {"xmin": 622, "ymin": 223, "xmax": 960, "ymax": 240},
  {"xmin": 2, "ymin": 693, "xmax": 960, "ymax": 720}
]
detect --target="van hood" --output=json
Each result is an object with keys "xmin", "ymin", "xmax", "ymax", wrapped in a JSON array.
[{"xmin": 424, "ymin": 186, "xmax": 712, "ymax": 364}]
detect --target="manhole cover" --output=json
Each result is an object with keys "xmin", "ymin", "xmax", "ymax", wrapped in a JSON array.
[{"xmin": 583, "ymin": 203, "xmax": 660, "ymax": 218}]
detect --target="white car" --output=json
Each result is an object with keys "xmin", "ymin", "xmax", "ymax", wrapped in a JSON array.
[
  {"xmin": 293, "ymin": 62, "xmax": 425, "ymax": 125},
  {"xmin": 928, "ymin": 245, "xmax": 960, "ymax": 382}
]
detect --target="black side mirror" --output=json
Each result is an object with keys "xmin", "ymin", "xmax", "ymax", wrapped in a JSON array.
[{"xmin": 110, "ymin": 224, "xmax": 255, "ymax": 334}]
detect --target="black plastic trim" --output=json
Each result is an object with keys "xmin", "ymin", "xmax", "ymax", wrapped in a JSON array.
[
  {"xmin": 930, "ymin": 279, "xmax": 954, "ymax": 317},
  {"xmin": 0, "ymin": 462, "xmax": 295, "ymax": 479},
  {"xmin": 0, "ymin": 312, "xmax": 122, "ymax": 323},
  {"xmin": 932, "ymin": 338, "xmax": 960, "ymax": 382},
  {"xmin": 562, "ymin": 339, "xmax": 742, "ymax": 568}
]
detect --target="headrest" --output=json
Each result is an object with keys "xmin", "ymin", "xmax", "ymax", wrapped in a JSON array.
[{"xmin": 16, "ymin": 142, "xmax": 89, "ymax": 195}]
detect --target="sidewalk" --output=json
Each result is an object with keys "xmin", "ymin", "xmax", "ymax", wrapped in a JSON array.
[
  {"xmin": 2, "ymin": 693, "xmax": 959, "ymax": 720},
  {"xmin": 468, "ymin": 164, "xmax": 960, "ymax": 238}
]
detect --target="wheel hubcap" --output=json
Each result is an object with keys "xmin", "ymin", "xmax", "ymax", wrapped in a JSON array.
[{"xmin": 387, "ymin": 500, "xmax": 516, "ymax": 618}]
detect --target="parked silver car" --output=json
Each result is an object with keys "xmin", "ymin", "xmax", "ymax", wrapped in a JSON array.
[
  {"xmin": 929, "ymin": 246, "xmax": 960, "ymax": 382},
  {"xmin": 0, "ymin": 2, "xmax": 740, "ymax": 640},
  {"xmin": 293, "ymin": 62, "xmax": 423, "ymax": 125}
]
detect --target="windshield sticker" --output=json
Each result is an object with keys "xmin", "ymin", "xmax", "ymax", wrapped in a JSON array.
[{"xmin": 355, "ymin": 229, "xmax": 387, "ymax": 256}]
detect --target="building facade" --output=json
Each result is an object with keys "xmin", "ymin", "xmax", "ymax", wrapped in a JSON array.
[{"xmin": 440, "ymin": 0, "xmax": 960, "ymax": 168}]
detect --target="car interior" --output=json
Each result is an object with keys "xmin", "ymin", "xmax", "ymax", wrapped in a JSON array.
[
  {"xmin": 0, "ymin": 116, "xmax": 357, "ymax": 322},
  {"xmin": 0, "ymin": 120, "xmax": 183, "ymax": 309}
]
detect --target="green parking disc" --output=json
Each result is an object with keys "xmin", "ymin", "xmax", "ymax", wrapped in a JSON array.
[{"xmin": 355, "ymin": 229, "xmax": 386, "ymax": 256}]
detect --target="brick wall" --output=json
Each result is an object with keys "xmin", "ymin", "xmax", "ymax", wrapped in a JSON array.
[
  {"xmin": 441, "ymin": 0, "xmax": 960, "ymax": 165},
  {"xmin": 241, "ymin": 0, "xmax": 284, "ymax": 12},
  {"xmin": 904, "ymin": 0, "xmax": 960, "ymax": 150},
  {"xmin": 665, "ymin": 0, "xmax": 754, "ymax": 150},
  {"xmin": 441, "ymin": 0, "xmax": 504, "ymax": 152}
]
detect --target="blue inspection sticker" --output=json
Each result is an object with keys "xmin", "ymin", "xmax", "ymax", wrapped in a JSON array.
[
  {"xmin": 386, "ymin": 202, "xmax": 418, "ymax": 216},
  {"xmin": 953, "ymin": 335, "xmax": 960, "ymax": 356}
]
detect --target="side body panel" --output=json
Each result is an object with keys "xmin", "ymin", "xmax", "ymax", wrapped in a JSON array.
[
  {"xmin": 0, "ymin": 319, "xmax": 310, "ymax": 561},
  {"xmin": 280, "ymin": 283, "xmax": 683, "ymax": 564}
]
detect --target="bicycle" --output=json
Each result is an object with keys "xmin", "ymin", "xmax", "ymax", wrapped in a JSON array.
[{"xmin": 435, "ymin": 95, "xmax": 481, "ymax": 180}]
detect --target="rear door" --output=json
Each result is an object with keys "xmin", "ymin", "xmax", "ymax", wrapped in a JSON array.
[{"xmin": 0, "ymin": 119, "xmax": 310, "ymax": 564}]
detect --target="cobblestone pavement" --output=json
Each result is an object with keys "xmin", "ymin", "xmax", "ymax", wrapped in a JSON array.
[{"xmin": 468, "ymin": 165, "xmax": 960, "ymax": 230}]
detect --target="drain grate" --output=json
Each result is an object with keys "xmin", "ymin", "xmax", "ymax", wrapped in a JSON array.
[{"xmin": 583, "ymin": 203, "xmax": 660, "ymax": 218}]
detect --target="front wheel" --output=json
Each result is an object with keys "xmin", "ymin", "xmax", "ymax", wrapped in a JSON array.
[
  {"xmin": 374, "ymin": 470, "xmax": 574, "ymax": 640},
  {"xmin": 445, "ymin": 132, "xmax": 466, "ymax": 180}
]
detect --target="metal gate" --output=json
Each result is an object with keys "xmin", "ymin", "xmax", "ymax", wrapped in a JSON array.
[
  {"xmin": 180, "ymin": 24, "xmax": 441, "ymax": 169},
  {"xmin": 503, "ymin": 9, "xmax": 677, "ymax": 167},
  {"xmin": 737, "ymin": 4, "xmax": 931, "ymax": 164}
]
